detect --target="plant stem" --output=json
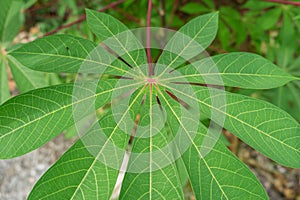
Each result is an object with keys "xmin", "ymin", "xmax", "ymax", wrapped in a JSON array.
[
  {"xmin": 147, "ymin": 0, "xmax": 153, "ymax": 76},
  {"xmin": 43, "ymin": 0, "xmax": 125, "ymax": 36},
  {"xmin": 264, "ymin": 0, "xmax": 300, "ymax": 6}
]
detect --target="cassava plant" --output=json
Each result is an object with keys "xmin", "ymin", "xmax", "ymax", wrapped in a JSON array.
[{"xmin": 0, "ymin": 7, "xmax": 300, "ymax": 200}]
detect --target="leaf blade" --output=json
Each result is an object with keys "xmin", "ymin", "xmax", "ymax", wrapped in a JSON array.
[
  {"xmin": 165, "ymin": 52, "xmax": 297, "ymax": 89},
  {"xmin": 9, "ymin": 34, "xmax": 131, "ymax": 76},
  {"xmin": 156, "ymin": 84, "xmax": 268, "ymax": 199},
  {"xmin": 0, "ymin": 79, "xmax": 142, "ymax": 158},
  {"xmin": 161, "ymin": 83, "xmax": 300, "ymax": 168},
  {"xmin": 28, "ymin": 124, "xmax": 126, "ymax": 200},
  {"xmin": 86, "ymin": 9, "xmax": 147, "ymax": 76},
  {"xmin": 183, "ymin": 124, "xmax": 268, "ymax": 200},
  {"xmin": 157, "ymin": 12, "xmax": 219, "ymax": 76}
]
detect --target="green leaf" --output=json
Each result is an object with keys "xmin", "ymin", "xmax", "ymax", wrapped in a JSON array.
[
  {"xmin": 272, "ymin": 83, "xmax": 300, "ymax": 122},
  {"xmin": 166, "ymin": 52, "xmax": 297, "ymax": 89},
  {"xmin": 9, "ymin": 35, "xmax": 96, "ymax": 73},
  {"xmin": 183, "ymin": 124, "xmax": 268, "ymax": 199},
  {"xmin": 120, "ymin": 164, "xmax": 183, "ymax": 199},
  {"xmin": 7, "ymin": 55, "xmax": 48, "ymax": 93},
  {"xmin": 23, "ymin": 0, "xmax": 37, "ymax": 9},
  {"xmin": 119, "ymin": 87, "xmax": 184, "ymax": 199},
  {"xmin": 156, "ymin": 12, "xmax": 219, "ymax": 75},
  {"xmin": 220, "ymin": 7, "xmax": 247, "ymax": 46},
  {"xmin": 0, "ymin": 58, "xmax": 9, "ymax": 104},
  {"xmin": 28, "ymin": 115, "xmax": 129, "ymax": 200},
  {"xmin": 86, "ymin": 9, "xmax": 147, "ymax": 76},
  {"xmin": 160, "ymin": 82, "xmax": 300, "ymax": 168},
  {"xmin": 217, "ymin": 20, "xmax": 231, "ymax": 50},
  {"xmin": 280, "ymin": 11, "xmax": 296, "ymax": 46},
  {"xmin": 0, "ymin": 0, "xmax": 24, "ymax": 47},
  {"xmin": 243, "ymin": 0, "xmax": 277, "ymax": 9},
  {"xmin": 154, "ymin": 83, "xmax": 268, "ymax": 199},
  {"xmin": 180, "ymin": 3, "xmax": 211, "ymax": 14},
  {"xmin": 0, "ymin": 79, "xmax": 143, "ymax": 158},
  {"xmin": 9, "ymin": 34, "xmax": 130, "ymax": 76},
  {"xmin": 2, "ymin": 10, "xmax": 300, "ymax": 200},
  {"xmin": 258, "ymin": 8, "xmax": 282, "ymax": 30}
]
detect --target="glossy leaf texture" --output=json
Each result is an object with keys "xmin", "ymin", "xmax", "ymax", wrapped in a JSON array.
[{"xmin": 166, "ymin": 52, "xmax": 298, "ymax": 89}]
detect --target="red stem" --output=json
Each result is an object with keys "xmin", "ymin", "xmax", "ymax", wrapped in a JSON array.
[
  {"xmin": 147, "ymin": 0, "xmax": 153, "ymax": 76},
  {"xmin": 263, "ymin": 0, "xmax": 300, "ymax": 6},
  {"xmin": 43, "ymin": 0, "xmax": 125, "ymax": 37}
]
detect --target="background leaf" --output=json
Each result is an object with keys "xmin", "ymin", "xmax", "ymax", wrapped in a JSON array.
[
  {"xmin": 0, "ymin": 58, "xmax": 9, "ymax": 104},
  {"xmin": 0, "ymin": 0, "xmax": 24, "ymax": 47},
  {"xmin": 8, "ymin": 56, "xmax": 48, "ymax": 93}
]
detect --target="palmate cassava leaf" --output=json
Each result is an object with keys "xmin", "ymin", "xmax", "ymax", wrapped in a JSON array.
[{"xmin": 2, "ymin": 9, "xmax": 300, "ymax": 200}]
